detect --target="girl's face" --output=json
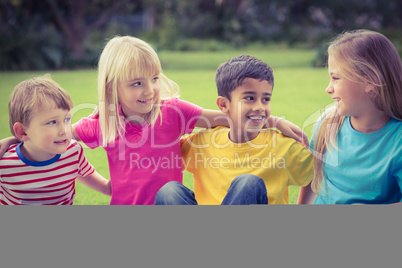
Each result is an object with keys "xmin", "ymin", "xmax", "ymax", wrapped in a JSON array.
[
  {"xmin": 326, "ymin": 56, "xmax": 372, "ymax": 117},
  {"xmin": 117, "ymin": 73, "xmax": 161, "ymax": 123}
]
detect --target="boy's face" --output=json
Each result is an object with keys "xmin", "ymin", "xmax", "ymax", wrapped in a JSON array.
[
  {"xmin": 22, "ymin": 102, "xmax": 72, "ymax": 162},
  {"xmin": 220, "ymin": 77, "xmax": 273, "ymax": 143}
]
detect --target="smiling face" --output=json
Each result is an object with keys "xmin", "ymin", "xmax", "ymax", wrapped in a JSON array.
[
  {"xmin": 326, "ymin": 56, "xmax": 373, "ymax": 118},
  {"xmin": 117, "ymin": 73, "xmax": 161, "ymax": 124},
  {"xmin": 218, "ymin": 77, "xmax": 273, "ymax": 143},
  {"xmin": 20, "ymin": 102, "xmax": 72, "ymax": 162}
]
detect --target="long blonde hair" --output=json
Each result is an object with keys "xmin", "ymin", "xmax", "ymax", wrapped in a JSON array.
[
  {"xmin": 95, "ymin": 36, "xmax": 180, "ymax": 146},
  {"xmin": 312, "ymin": 29, "xmax": 402, "ymax": 193}
]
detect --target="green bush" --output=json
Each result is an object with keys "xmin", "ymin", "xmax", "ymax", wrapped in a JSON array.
[
  {"xmin": 310, "ymin": 29, "xmax": 402, "ymax": 68},
  {"xmin": 0, "ymin": 24, "xmax": 65, "ymax": 70}
]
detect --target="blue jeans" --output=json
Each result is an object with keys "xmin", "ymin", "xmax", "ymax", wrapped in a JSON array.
[{"xmin": 154, "ymin": 174, "xmax": 268, "ymax": 205}]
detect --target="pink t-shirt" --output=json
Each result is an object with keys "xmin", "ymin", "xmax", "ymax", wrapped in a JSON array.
[{"xmin": 74, "ymin": 98, "xmax": 202, "ymax": 205}]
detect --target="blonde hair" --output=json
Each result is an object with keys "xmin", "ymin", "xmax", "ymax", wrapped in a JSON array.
[
  {"xmin": 96, "ymin": 36, "xmax": 180, "ymax": 146},
  {"xmin": 312, "ymin": 29, "xmax": 402, "ymax": 193},
  {"xmin": 8, "ymin": 74, "xmax": 73, "ymax": 138}
]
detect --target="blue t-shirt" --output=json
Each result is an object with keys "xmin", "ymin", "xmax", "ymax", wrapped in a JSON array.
[{"xmin": 310, "ymin": 114, "xmax": 402, "ymax": 204}]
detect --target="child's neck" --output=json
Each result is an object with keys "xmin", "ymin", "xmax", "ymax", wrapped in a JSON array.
[
  {"xmin": 228, "ymin": 128, "xmax": 260, "ymax": 144},
  {"xmin": 121, "ymin": 107, "xmax": 145, "ymax": 125},
  {"xmin": 350, "ymin": 111, "xmax": 391, "ymax": 133},
  {"xmin": 20, "ymin": 143, "xmax": 57, "ymax": 162}
]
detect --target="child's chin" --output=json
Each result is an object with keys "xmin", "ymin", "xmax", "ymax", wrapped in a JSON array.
[
  {"xmin": 54, "ymin": 144, "xmax": 69, "ymax": 153},
  {"xmin": 246, "ymin": 127, "xmax": 263, "ymax": 134},
  {"xmin": 247, "ymin": 124, "xmax": 264, "ymax": 131}
]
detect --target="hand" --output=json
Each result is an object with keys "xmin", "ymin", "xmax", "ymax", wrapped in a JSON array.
[
  {"xmin": 269, "ymin": 117, "xmax": 309, "ymax": 147},
  {"xmin": 76, "ymin": 171, "xmax": 112, "ymax": 196},
  {"xmin": 0, "ymin": 137, "xmax": 20, "ymax": 158}
]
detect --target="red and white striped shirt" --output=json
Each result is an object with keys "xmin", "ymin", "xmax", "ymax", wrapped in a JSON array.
[{"xmin": 0, "ymin": 141, "xmax": 94, "ymax": 205}]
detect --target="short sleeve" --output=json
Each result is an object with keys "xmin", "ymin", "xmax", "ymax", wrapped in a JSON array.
[
  {"xmin": 167, "ymin": 98, "xmax": 202, "ymax": 135},
  {"xmin": 286, "ymin": 141, "xmax": 314, "ymax": 187},
  {"xmin": 75, "ymin": 142, "xmax": 95, "ymax": 177},
  {"xmin": 394, "ymin": 161, "xmax": 402, "ymax": 194},
  {"xmin": 74, "ymin": 115, "xmax": 102, "ymax": 149},
  {"xmin": 392, "ymin": 137, "xmax": 402, "ymax": 194},
  {"xmin": 309, "ymin": 107, "xmax": 335, "ymax": 153},
  {"xmin": 309, "ymin": 120, "xmax": 320, "ymax": 153},
  {"xmin": 180, "ymin": 134, "xmax": 196, "ymax": 171}
]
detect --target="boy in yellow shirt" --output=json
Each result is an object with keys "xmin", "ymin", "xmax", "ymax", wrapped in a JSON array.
[{"xmin": 155, "ymin": 55, "xmax": 313, "ymax": 205}]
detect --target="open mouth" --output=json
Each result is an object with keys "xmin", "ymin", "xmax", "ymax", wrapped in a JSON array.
[
  {"xmin": 138, "ymin": 98, "xmax": 153, "ymax": 104},
  {"xmin": 247, "ymin": 115, "xmax": 265, "ymax": 122}
]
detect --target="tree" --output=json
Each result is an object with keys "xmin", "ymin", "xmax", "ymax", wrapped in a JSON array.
[{"xmin": 45, "ymin": 0, "xmax": 138, "ymax": 59}]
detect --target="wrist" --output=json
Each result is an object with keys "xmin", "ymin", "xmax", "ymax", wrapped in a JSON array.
[{"xmin": 266, "ymin": 116, "xmax": 283, "ymax": 128}]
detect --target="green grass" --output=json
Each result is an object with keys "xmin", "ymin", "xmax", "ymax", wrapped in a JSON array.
[
  {"xmin": 0, "ymin": 48, "xmax": 332, "ymax": 205},
  {"xmin": 159, "ymin": 49, "xmax": 317, "ymax": 70}
]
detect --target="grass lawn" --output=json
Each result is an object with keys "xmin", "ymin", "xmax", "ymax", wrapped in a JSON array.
[{"xmin": 0, "ymin": 48, "xmax": 332, "ymax": 205}]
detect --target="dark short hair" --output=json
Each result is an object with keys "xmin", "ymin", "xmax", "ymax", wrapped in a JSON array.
[{"xmin": 215, "ymin": 55, "xmax": 274, "ymax": 100}]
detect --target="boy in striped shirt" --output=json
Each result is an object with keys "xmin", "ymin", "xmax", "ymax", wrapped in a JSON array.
[{"xmin": 0, "ymin": 75, "xmax": 111, "ymax": 205}]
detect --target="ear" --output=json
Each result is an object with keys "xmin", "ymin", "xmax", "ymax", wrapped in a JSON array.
[
  {"xmin": 13, "ymin": 122, "xmax": 29, "ymax": 141},
  {"xmin": 106, "ymin": 84, "xmax": 115, "ymax": 99},
  {"xmin": 216, "ymin": 96, "xmax": 230, "ymax": 114},
  {"xmin": 365, "ymin": 83, "xmax": 375, "ymax": 93},
  {"xmin": 107, "ymin": 84, "xmax": 113, "ymax": 94}
]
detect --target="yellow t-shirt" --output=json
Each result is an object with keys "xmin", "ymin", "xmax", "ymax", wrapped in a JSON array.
[{"xmin": 181, "ymin": 126, "xmax": 313, "ymax": 204}]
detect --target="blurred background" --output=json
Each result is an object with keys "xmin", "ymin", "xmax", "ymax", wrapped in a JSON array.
[{"xmin": 1, "ymin": 0, "xmax": 401, "ymax": 71}]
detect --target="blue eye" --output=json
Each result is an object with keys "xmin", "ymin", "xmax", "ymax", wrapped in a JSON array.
[
  {"xmin": 132, "ymin": 82, "xmax": 141, "ymax": 87},
  {"xmin": 152, "ymin": 77, "xmax": 159, "ymax": 82},
  {"xmin": 64, "ymin": 117, "xmax": 71, "ymax": 124},
  {"xmin": 47, "ymin": 120, "xmax": 56, "ymax": 125}
]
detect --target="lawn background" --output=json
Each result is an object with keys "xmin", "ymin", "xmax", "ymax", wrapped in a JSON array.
[{"xmin": 0, "ymin": 48, "xmax": 331, "ymax": 204}]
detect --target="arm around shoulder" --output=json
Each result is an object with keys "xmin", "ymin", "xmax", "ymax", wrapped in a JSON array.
[
  {"xmin": 195, "ymin": 109, "xmax": 229, "ymax": 129},
  {"xmin": 76, "ymin": 171, "xmax": 111, "ymax": 196},
  {"xmin": 194, "ymin": 109, "xmax": 309, "ymax": 147},
  {"xmin": 0, "ymin": 136, "xmax": 19, "ymax": 158},
  {"xmin": 71, "ymin": 124, "xmax": 81, "ymax": 142},
  {"xmin": 267, "ymin": 116, "xmax": 309, "ymax": 146}
]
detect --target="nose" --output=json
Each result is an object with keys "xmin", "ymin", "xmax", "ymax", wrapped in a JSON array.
[
  {"xmin": 325, "ymin": 82, "xmax": 333, "ymax": 94},
  {"xmin": 61, "ymin": 119, "xmax": 72, "ymax": 137},
  {"xmin": 144, "ymin": 83, "xmax": 154, "ymax": 96},
  {"xmin": 58, "ymin": 123, "xmax": 66, "ymax": 136},
  {"xmin": 253, "ymin": 100, "xmax": 265, "ymax": 112}
]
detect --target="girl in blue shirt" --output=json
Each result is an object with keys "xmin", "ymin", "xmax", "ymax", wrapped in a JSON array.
[{"xmin": 298, "ymin": 29, "xmax": 402, "ymax": 204}]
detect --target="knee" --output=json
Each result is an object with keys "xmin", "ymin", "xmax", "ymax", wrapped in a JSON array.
[
  {"xmin": 156, "ymin": 181, "xmax": 182, "ymax": 197},
  {"xmin": 231, "ymin": 174, "xmax": 266, "ymax": 190},
  {"xmin": 155, "ymin": 181, "xmax": 183, "ymax": 203}
]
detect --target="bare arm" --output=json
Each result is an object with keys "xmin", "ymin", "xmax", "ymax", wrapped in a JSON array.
[
  {"xmin": 193, "ymin": 109, "xmax": 228, "ymax": 129},
  {"xmin": 0, "ymin": 137, "xmax": 20, "ymax": 158},
  {"xmin": 266, "ymin": 116, "xmax": 309, "ymax": 147},
  {"xmin": 70, "ymin": 124, "xmax": 81, "ymax": 142},
  {"xmin": 297, "ymin": 182, "xmax": 317, "ymax": 204},
  {"xmin": 194, "ymin": 109, "xmax": 309, "ymax": 144},
  {"xmin": 76, "ymin": 170, "xmax": 111, "ymax": 196}
]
